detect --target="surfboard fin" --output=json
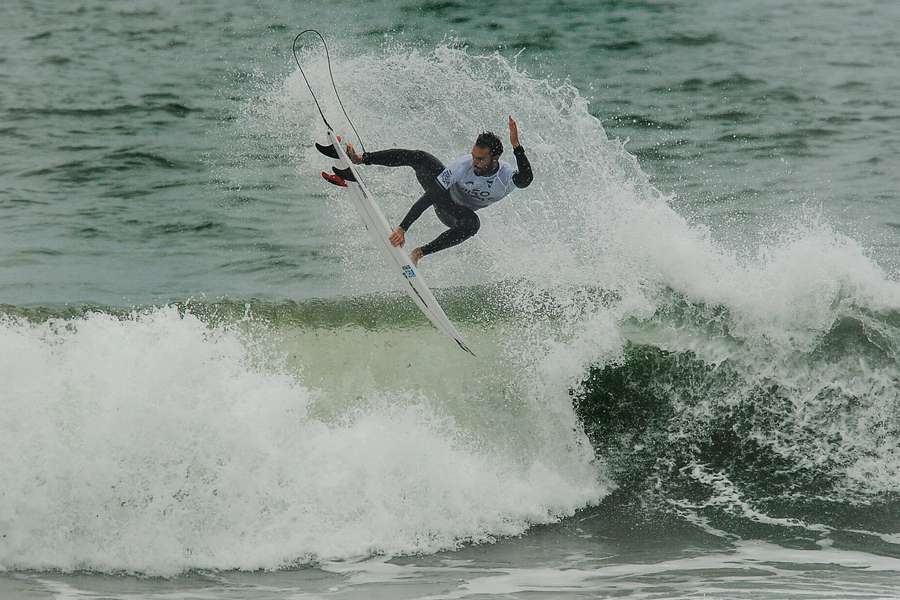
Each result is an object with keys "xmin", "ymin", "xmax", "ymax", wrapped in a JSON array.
[
  {"xmin": 315, "ymin": 142, "xmax": 339, "ymax": 159},
  {"xmin": 315, "ymin": 134, "xmax": 343, "ymax": 159},
  {"xmin": 332, "ymin": 166, "xmax": 356, "ymax": 182},
  {"xmin": 321, "ymin": 171, "xmax": 347, "ymax": 187}
]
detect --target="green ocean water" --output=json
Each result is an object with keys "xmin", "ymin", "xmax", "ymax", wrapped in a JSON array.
[{"xmin": 2, "ymin": 1, "xmax": 900, "ymax": 598}]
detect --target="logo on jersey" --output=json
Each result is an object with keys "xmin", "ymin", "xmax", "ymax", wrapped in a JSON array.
[
  {"xmin": 462, "ymin": 179, "xmax": 493, "ymax": 199},
  {"xmin": 438, "ymin": 169, "xmax": 453, "ymax": 187}
]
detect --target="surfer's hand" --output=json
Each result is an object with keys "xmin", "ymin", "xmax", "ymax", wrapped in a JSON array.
[
  {"xmin": 508, "ymin": 115, "xmax": 520, "ymax": 148},
  {"xmin": 389, "ymin": 226, "xmax": 406, "ymax": 247},
  {"xmin": 346, "ymin": 143, "xmax": 364, "ymax": 164}
]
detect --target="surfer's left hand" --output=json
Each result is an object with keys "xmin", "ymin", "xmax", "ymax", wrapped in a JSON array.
[
  {"xmin": 389, "ymin": 226, "xmax": 406, "ymax": 247},
  {"xmin": 508, "ymin": 115, "xmax": 520, "ymax": 148}
]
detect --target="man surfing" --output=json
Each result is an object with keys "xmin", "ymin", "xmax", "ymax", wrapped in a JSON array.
[{"xmin": 345, "ymin": 116, "xmax": 533, "ymax": 266}]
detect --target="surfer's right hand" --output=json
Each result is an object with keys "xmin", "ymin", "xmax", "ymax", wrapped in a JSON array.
[
  {"xmin": 389, "ymin": 226, "xmax": 406, "ymax": 247},
  {"xmin": 346, "ymin": 143, "xmax": 364, "ymax": 164}
]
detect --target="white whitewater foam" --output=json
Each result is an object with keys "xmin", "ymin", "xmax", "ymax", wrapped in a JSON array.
[{"xmin": 0, "ymin": 308, "xmax": 605, "ymax": 575}]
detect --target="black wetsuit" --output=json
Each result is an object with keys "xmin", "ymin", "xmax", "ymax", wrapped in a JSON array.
[{"xmin": 362, "ymin": 147, "xmax": 533, "ymax": 256}]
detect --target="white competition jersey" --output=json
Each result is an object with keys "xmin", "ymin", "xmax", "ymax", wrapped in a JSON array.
[{"xmin": 436, "ymin": 154, "xmax": 516, "ymax": 210}]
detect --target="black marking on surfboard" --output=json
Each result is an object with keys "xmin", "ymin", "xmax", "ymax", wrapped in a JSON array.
[
  {"xmin": 456, "ymin": 339, "xmax": 476, "ymax": 357},
  {"xmin": 405, "ymin": 279, "xmax": 429, "ymax": 310},
  {"xmin": 332, "ymin": 166, "xmax": 356, "ymax": 182},
  {"xmin": 315, "ymin": 142, "xmax": 339, "ymax": 159}
]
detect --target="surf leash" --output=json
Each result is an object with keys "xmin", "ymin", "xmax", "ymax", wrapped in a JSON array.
[{"xmin": 291, "ymin": 29, "xmax": 367, "ymax": 154}]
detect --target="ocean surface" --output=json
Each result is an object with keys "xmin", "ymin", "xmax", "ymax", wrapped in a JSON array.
[{"xmin": 2, "ymin": 1, "xmax": 900, "ymax": 598}]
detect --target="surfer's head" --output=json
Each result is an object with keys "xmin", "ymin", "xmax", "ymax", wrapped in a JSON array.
[{"xmin": 472, "ymin": 131, "xmax": 502, "ymax": 175}]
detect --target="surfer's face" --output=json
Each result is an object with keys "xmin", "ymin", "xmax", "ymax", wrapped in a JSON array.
[{"xmin": 471, "ymin": 145, "xmax": 497, "ymax": 175}]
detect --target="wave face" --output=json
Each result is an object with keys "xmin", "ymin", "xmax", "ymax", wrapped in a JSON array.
[{"xmin": 575, "ymin": 298, "xmax": 900, "ymax": 499}]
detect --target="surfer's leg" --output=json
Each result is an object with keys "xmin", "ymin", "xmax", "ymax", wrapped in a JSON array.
[
  {"xmin": 420, "ymin": 201, "xmax": 480, "ymax": 256},
  {"xmin": 363, "ymin": 149, "xmax": 444, "ymax": 190}
]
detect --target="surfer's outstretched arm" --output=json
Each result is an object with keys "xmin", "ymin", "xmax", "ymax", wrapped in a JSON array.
[
  {"xmin": 512, "ymin": 146, "xmax": 533, "ymax": 188},
  {"xmin": 387, "ymin": 191, "xmax": 437, "ymax": 251},
  {"xmin": 508, "ymin": 115, "xmax": 533, "ymax": 188}
]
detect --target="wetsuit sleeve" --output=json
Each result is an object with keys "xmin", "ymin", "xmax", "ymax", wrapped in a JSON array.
[
  {"xmin": 398, "ymin": 194, "xmax": 434, "ymax": 231},
  {"xmin": 511, "ymin": 146, "xmax": 533, "ymax": 188}
]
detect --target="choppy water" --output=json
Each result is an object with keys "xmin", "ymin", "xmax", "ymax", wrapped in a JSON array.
[{"xmin": 2, "ymin": 1, "xmax": 900, "ymax": 598}]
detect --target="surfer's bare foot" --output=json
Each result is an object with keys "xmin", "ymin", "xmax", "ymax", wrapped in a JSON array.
[
  {"xmin": 346, "ymin": 143, "xmax": 364, "ymax": 164},
  {"xmin": 410, "ymin": 247, "xmax": 424, "ymax": 266}
]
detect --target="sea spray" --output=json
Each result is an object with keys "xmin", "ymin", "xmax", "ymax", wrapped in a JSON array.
[{"xmin": 245, "ymin": 37, "xmax": 900, "ymax": 543}]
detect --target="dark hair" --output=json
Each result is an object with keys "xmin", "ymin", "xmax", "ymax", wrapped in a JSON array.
[{"xmin": 475, "ymin": 131, "xmax": 503, "ymax": 157}]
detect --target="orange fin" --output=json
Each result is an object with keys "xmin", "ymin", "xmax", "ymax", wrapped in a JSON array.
[{"xmin": 321, "ymin": 171, "xmax": 347, "ymax": 187}]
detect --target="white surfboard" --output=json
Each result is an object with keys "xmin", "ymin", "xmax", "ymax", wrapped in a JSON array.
[{"xmin": 317, "ymin": 129, "xmax": 475, "ymax": 356}]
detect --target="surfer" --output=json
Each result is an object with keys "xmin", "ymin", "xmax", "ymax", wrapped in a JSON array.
[{"xmin": 345, "ymin": 116, "xmax": 533, "ymax": 266}]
